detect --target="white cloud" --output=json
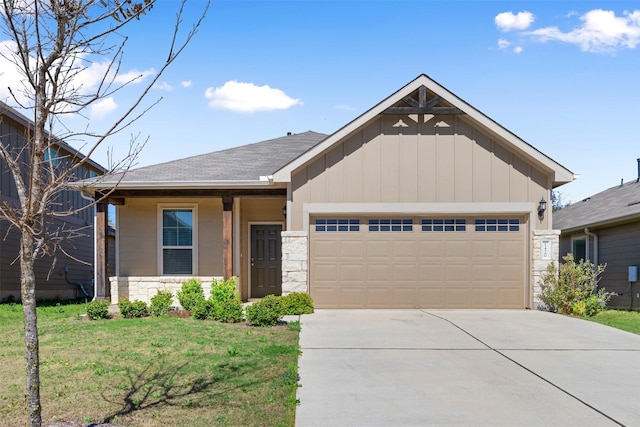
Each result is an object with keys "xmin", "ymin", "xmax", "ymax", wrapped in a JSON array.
[
  {"xmin": 114, "ymin": 68, "xmax": 155, "ymax": 84},
  {"xmin": 495, "ymin": 11, "xmax": 535, "ymax": 32},
  {"xmin": 529, "ymin": 9, "xmax": 640, "ymax": 53},
  {"xmin": 513, "ymin": 46, "xmax": 523, "ymax": 54},
  {"xmin": 90, "ymin": 97, "xmax": 117, "ymax": 119},
  {"xmin": 154, "ymin": 81, "xmax": 173, "ymax": 91},
  {"xmin": 181, "ymin": 80, "xmax": 192, "ymax": 88},
  {"xmin": 205, "ymin": 81, "xmax": 302, "ymax": 113},
  {"xmin": 497, "ymin": 38, "xmax": 511, "ymax": 49},
  {"xmin": 0, "ymin": 40, "xmax": 28, "ymax": 104}
]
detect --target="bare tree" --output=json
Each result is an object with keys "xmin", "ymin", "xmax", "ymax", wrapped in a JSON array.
[{"xmin": 0, "ymin": 1, "xmax": 208, "ymax": 425}]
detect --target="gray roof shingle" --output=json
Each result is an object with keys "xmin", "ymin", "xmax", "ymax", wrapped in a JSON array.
[
  {"xmin": 99, "ymin": 131, "xmax": 327, "ymax": 185},
  {"xmin": 553, "ymin": 180, "xmax": 640, "ymax": 231}
]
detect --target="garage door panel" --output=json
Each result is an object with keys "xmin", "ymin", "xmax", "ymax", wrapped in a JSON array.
[{"xmin": 310, "ymin": 215, "xmax": 526, "ymax": 309}]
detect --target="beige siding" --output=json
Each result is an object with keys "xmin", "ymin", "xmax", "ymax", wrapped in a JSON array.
[
  {"xmin": 291, "ymin": 115, "xmax": 550, "ymax": 230},
  {"xmin": 117, "ymin": 197, "xmax": 223, "ymax": 277},
  {"xmin": 238, "ymin": 197, "xmax": 286, "ymax": 300}
]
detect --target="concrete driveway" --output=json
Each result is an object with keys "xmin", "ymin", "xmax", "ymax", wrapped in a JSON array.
[{"xmin": 295, "ymin": 310, "xmax": 640, "ymax": 426}]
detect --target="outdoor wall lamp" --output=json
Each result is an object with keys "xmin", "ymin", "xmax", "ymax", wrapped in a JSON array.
[
  {"xmin": 282, "ymin": 205, "xmax": 287, "ymax": 219},
  {"xmin": 538, "ymin": 197, "xmax": 547, "ymax": 219}
]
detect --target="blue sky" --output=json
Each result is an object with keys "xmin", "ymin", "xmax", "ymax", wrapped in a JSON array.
[{"xmin": 2, "ymin": 0, "xmax": 639, "ymax": 204}]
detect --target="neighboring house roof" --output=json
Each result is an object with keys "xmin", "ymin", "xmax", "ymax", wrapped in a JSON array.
[
  {"xmin": 273, "ymin": 74, "xmax": 575, "ymax": 187},
  {"xmin": 553, "ymin": 180, "xmax": 640, "ymax": 232},
  {"xmin": 85, "ymin": 131, "xmax": 327, "ymax": 190},
  {"xmin": 0, "ymin": 101, "xmax": 106, "ymax": 173}
]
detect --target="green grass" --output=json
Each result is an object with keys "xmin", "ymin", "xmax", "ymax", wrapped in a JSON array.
[
  {"xmin": 589, "ymin": 309, "xmax": 640, "ymax": 335},
  {"xmin": 0, "ymin": 301, "xmax": 300, "ymax": 427}
]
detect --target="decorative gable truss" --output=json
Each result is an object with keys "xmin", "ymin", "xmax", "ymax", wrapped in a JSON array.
[{"xmin": 381, "ymin": 85, "xmax": 465, "ymax": 116}]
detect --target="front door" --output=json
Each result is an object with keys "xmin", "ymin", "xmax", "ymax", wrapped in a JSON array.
[{"xmin": 250, "ymin": 224, "xmax": 282, "ymax": 298}]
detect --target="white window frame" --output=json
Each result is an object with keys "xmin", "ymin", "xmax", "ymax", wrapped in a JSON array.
[{"xmin": 157, "ymin": 204, "xmax": 198, "ymax": 275}]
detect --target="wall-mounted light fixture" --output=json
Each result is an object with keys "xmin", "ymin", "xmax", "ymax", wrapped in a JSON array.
[
  {"xmin": 282, "ymin": 205, "xmax": 287, "ymax": 219},
  {"xmin": 538, "ymin": 197, "xmax": 547, "ymax": 219}
]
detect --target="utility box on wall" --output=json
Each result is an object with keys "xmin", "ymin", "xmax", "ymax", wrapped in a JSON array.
[{"xmin": 629, "ymin": 266, "xmax": 639, "ymax": 283}]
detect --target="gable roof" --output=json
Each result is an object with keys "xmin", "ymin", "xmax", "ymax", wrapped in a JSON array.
[
  {"xmin": 273, "ymin": 74, "xmax": 575, "ymax": 186},
  {"xmin": 553, "ymin": 180, "xmax": 640, "ymax": 232},
  {"xmin": 85, "ymin": 131, "xmax": 326, "ymax": 190},
  {"xmin": 0, "ymin": 102, "xmax": 106, "ymax": 173}
]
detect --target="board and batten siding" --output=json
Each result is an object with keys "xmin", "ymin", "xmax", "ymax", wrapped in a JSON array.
[
  {"xmin": 0, "ymin": 216, "xmax": 94, "ymax": 300},
  {"xmin": 117, "ymin": 197, "xmax": 223, "ymax": 277},
  {"xmin": 290, "ymin": 115, "xmax": 550, "ymax": 231}
]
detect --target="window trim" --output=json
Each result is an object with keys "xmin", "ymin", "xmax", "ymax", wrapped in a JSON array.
[
  {"xmin": 157, "ymin": 204, "xmax": 198, "ymax": 275},
  {"xmin": 571, "ymin": 235, "xmax": 588, "ymax": 262}
]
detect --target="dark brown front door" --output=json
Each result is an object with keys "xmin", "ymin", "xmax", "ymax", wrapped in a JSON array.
[{"xmin": 250, "ymin": 224, "xmax": 282, "ymax": 298}]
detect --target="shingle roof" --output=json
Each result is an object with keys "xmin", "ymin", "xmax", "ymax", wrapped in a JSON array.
[
  {"xmin": 96, "ymin": 131, "xmax": 327, "ymax": 185},
  {"xmin": 553, "ymin": 180, "xmax": 640, "ymax": 232}
]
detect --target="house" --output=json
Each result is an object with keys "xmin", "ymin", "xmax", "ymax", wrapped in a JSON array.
[
  {"xmin": 553, "ymin": 167, "xmax": 640, "ymax": 310},
  {"xmin": 80, "ymin": 74, "xmax": 574, "ymax": 309},
  {"xmin": 0, "ymin": 103, "xmax": 107, "ymax": 301}
]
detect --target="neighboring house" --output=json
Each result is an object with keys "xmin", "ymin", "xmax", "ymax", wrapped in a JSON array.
[
  {"xmin": 553, "ymin": 169, "xmax": 640, "ymax": 310},
  {"xmin": 0, "ymin": 103, "xmax": 106, "ymax": 301},
  {"xmin": 80, "ymin": 74, "xmax": 574, "ymax": 309}
]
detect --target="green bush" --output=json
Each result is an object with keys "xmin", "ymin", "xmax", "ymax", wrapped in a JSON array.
[
  {"xmin": 191, "ymin": 299, "xmax": 215, "ymax": 320},
  {"xmin": 149, "ymin": 290, "xmax": 173, "ymax": 317},
  {"xmin": 246, "ymin": 295, "xmax": 283, "ymax": 326},
  {"xmin": 281, "ymin": 292, "xmax": 314, "ymax": 315},
  {"xmin": 540, "ymin": 253, "xmax": 611, "ymax": 317},
  {"xmin": 176, "ymin": 279, "xmax": 205, "ymax": 311},
  {"xmin": 210, "ymin": 278, "xmax": 244, "ymax": 323},
  {"xmin": 86, "ymin": 300, "xmax": 109, "ymax": 320},
  {"xmin": 118, "ymin": 299, "xmax": 148, "ymax": 318}
]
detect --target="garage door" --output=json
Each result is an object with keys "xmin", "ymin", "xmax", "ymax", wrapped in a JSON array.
[{"xmin": 309, "ymin": 216, "xmax": 527, "ymax": 308}]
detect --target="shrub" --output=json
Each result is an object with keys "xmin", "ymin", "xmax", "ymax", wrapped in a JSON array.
[
  {"xmin": 246, "ymin": 295, "xmax": 283, "ymax": 326},
  {"xmin": 210, "ymin": 278, "xmax": 244, "ymax": 323},
  {"xmin": 176, "ymin": 279, "xmax": 205, "ymax": 311},
  {"xmin": 191, "ymin": 299, "xmax": 215, "ymax": 320},
  {"xmin": 118, "ymin": 299, "xmax": 148, "ymax": 318},
  {"xmin": 281, "ymin": 292, "xmax": 314, "ymax": 315},
  {"xmin": 149, "ymin": 290, "xmax": 173, "ymax": 317},
  {"xmin": 86, "ymin": 300, "xmax": 109, "ymax": 320},
  {"xmin": 539, "ymin": 253, "xmax": 611, "ymax": 317}
]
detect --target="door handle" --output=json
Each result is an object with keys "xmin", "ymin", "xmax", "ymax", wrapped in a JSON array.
[{"xmin": 251, "ymin": 257, "xmax": 254, "ymax": 267}]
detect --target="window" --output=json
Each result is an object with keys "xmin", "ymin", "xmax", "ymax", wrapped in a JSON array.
[
  {"xmin": 160, "ymin": 207, "xmax": 196, "ymax": 274},
  {"xmin": 369, "ymin": 219, "xmax": 413, "ymax": 232},
  {"xmin": 315, "ymin": 218, "xmax": 360, "ymax": 232},
  {"xmin": 572, "ymin": 237, "xmax": 587, "ymax": 262},
  {"xmin": 44, "ymin": 147, "xmax": 60, "ymax": 166},
  {"xmin": 422, "ymin": 219, "xmax": 466, "ymax": 232},
  {"xmin": 475, "ymin": 218, "xmax": 519, "ymax": 232}
]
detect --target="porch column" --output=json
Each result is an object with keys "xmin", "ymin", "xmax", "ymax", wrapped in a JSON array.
[
  {"xmin": 95, "ymin": 201, "xmax": 110, "ymax": 300},
  {"xmin": 222, "ymin": 195, "xmax": 233, "ymax": 280}
]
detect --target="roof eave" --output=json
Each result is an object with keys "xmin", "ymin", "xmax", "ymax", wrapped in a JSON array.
[
  {"xmin": 74, "ymin": 179, "xmax": 279, "ymax": 195},
  {"xmin": 558, "ymin": 212, "xmax": 640, "ymax": 234}
]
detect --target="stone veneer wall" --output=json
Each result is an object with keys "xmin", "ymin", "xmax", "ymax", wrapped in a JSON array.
[
  {"xmin": 109, "ymin": 276, "xmax": 219, "ymax": 306},
  {"xmin": 531, "ymin": 230, "xmax": 560, "ymax": 309},
  {"xmin": 281, "ymin": 231, "xmax": 308, "ymax": 295}
]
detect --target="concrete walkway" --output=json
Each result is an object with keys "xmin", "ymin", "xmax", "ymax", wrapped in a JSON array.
[{"xmin": 295, "ymin": 310, "xmax": 640, "ymax": 426}]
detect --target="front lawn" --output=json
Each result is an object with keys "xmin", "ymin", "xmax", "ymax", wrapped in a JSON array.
[
  {"xmin": 589, "ymin": 309, "xmax": 640, "ymax": 335},
  {"xmin": 0, "ymin": 301, "xmax": 300, "ymax": 427}
]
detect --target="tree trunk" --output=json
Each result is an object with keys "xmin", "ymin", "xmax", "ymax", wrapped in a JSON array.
[{"xmin": 20, "ymin": 231, "xmax": 42, "ymax": 427}]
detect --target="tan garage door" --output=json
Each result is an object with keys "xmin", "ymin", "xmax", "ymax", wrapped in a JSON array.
[{"xmin": 310, "ymin": 216, "xmax": 527, "ymax": 308}]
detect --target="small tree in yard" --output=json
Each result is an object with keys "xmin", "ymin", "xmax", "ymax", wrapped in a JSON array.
[
  {"xmin": 539, "ymin": 253, "xmax": 611, "ymax": 317},
  {"xmin": 0, "ymin": 1, "xmax": 207, "ymax": 425}
]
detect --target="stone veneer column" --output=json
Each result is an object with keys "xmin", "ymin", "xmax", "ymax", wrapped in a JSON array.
[
  {"xmin": 531, "ymin": 230, "xmax": 560, "ymax": 309},
  {"xmin": 281, "ymin": 231, "xmax": 308, "ymax": 295}
]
